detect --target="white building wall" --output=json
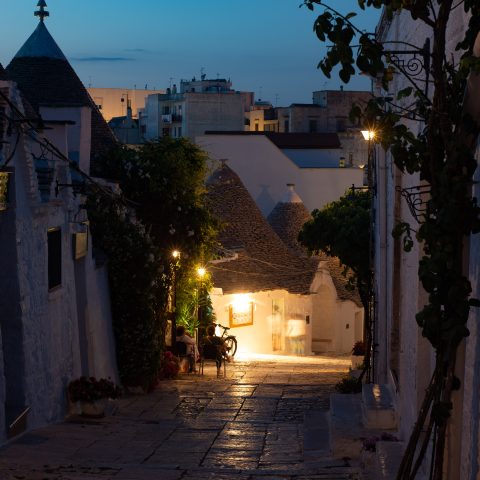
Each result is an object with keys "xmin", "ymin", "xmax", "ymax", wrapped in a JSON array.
[
  {"xmin": 0, "ymin": 81, "xmax": 118, "ymax": 443},
  {"xmin": 196, "ymin": 134, "xmax": 364, "ymax": 216},
  {"xmin": 211, "ymin": 268, "xmax": 363, "ymax": 356},
  {"xmin": 374, "ymin": 7, "xmax": 478, "ymax": 478}
]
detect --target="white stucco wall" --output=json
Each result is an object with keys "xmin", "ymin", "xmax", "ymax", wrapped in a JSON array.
[
  {"xmin": 210, "ymin": 266, "xmax": 363, "ymax": 356},
  {"xmin": 0, "ymin": 83, "xmax": 118, "ymax": 443},
  {"xmin": 197, "ymin": 134, "xmax": 364, "ymax": 216},
  {"xmin": 374, "ymin": 7, "xmax": 478, "ymax": 478}
]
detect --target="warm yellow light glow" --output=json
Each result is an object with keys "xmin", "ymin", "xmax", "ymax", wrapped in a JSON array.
[
  {"xmin": 197, "ymin": 267, "xmax": 206, "ymax": 278},
  {"xmin": 172, "ymin": 250, "xmax": 180, "ymax": 259},
  {"xmin": 361, "ymin": 130, "xmax": 376, "ymax": 141},
  {"xmin": 231, "ymin": 294, "xmax": 252, "ymax": 314}
]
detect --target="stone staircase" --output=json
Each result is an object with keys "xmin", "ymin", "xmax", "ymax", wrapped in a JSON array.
[{"xmin": 304, "ymin": 383, "xmax": 404, "ymax": 479}]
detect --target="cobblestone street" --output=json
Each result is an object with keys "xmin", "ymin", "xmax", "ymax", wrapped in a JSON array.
[{"xmin": 0, "ymin": 355, "xmax": 363, "ymax": 480}]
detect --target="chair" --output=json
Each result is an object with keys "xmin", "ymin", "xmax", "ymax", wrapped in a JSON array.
[
  {"xmin": 175, "ymin": 341, "xmax": 195, "ymax": 374},
  {"xmin": 200, "ymin": 343, "xmax": 226, "ymax": 378}
]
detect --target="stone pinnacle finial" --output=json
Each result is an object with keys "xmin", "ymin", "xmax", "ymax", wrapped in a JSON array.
[{"xmin": 34, "ymin": 0, "xmax": 49, "ymax": 22}]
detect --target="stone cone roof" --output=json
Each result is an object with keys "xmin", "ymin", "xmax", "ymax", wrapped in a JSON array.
[
  {"xmin": 206, "ymin": 164, "xmax": 318, "ymax": 295},
  {"xmin": 0, "ymin": 63, "xmax": 8, "ymax": 81},
  {"xmin": 267, "ymin": 185, "xmax": 312, "ymax": 257},
  {"xmin": 267, "ymin": 185, "xmax": 362, "ymax": 307},
  {"xmin": 6, "ymin": 21, "xmax": 117, "ymax": 161}
]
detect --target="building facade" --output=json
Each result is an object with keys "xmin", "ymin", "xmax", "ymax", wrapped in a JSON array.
[
  {"xmin": 0, "ymin": 3, "xmax": 118, "ymax": 443},
  {"xmin": 144, "ymin": 78, "xmax": 254, "ymax": 141}
]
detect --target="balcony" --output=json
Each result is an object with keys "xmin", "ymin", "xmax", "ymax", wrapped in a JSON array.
[
  {"xmin": 161, "ymin": 114, "xmax": 172, "ymax": 124},
  {"xmin": 172, "ymin": 114, "xmax": 183, "ymax": 123}
]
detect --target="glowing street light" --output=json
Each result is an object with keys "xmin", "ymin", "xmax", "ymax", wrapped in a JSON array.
[
  {"xmin": 197, "ymin": 266, "xmax": 206, "ymax": 278},
  {"xmin": 361, "ymin": 130, "xmax": 376, "ymax": 141},
  {"xmin": 172, "ymin": 249, "xmax": 180, "ymax": 259}
]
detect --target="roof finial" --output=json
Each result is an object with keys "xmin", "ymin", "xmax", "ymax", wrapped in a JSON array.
[{"xmin": 34, "ymin": 0, "xmax": 49, "ymax": 22}]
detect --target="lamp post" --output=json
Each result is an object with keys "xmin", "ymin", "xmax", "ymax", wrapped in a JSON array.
[
  {"xmin": 361, "ymin": 128, "xmax": 377, "ymax": 383},
  {"xmin": 196, "ymin": 266, "xmax": 206, "ymax": 328},
  {"xmin": 170, "ymin": 250, "xmax": 180, "ymax": 352}
]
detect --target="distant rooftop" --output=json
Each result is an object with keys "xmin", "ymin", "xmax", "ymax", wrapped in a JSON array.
[{"xmin": 204, "ymin": 131, "xmax": 341, "ymax": 149}]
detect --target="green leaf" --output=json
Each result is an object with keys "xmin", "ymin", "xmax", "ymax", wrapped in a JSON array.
[{"xmin": 397, "ymin": 87, "xmax": 413, "ymax": 100}]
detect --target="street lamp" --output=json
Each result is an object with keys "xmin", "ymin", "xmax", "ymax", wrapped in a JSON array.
[
  {"xmin": 361, "ymin": 128, "xmax": 377, "ymax": 383},
  {"xmin": 170, "ymin": 250, "xmax": 180, "ymax": 352},
  {"xmin": 196, "ymin": 266, "xmax": 207, "ymax": 328}
]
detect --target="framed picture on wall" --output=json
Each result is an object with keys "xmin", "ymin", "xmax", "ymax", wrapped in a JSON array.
[{"xmin": 229, "ymin": 302, "xmax": 254, "ymax": 327}]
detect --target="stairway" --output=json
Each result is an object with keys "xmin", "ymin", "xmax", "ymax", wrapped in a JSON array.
[{"xmin": 304, "ymin": 383, "xmax": 403, "ymax": 479}]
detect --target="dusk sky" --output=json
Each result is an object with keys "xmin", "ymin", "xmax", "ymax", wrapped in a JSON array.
[{"xmin": 1, "ymin": 1, "xmax": 381, "ymax": 106}]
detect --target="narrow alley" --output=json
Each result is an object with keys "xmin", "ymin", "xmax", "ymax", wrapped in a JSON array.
[{"xmin": 0, "ymin": 355, "xmax": 362, "ymax": 480}]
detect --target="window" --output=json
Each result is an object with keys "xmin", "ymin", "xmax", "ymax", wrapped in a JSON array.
[
  {"xmin": 284, "ymin": 119, "xmax": 289, "ymax": 133},
  {"xmin": 309, "ymin": 119, "xmax": 317, "ymax": 133},
  {"xmin": 48, "ymin": 228, "xmax": 62, "ymax": 290}
]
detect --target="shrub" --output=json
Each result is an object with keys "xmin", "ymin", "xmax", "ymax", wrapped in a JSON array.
[{"xmin": 352, "ymin": 340, "xmax": 365, "ymax": 356}]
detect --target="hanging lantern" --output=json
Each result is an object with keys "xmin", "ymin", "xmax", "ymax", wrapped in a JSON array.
[{"xmin": 34, "ymin": 152, "xmax": 55, "ymax": 202}]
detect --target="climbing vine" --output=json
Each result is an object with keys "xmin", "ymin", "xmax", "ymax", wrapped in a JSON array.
[
  {"xmin": 303, "ymin": 1, "xmax": 480, "ymax": 478},
  {"xmin": 89, "ymin": 138, "xmax": 219, "ymax": 389}
]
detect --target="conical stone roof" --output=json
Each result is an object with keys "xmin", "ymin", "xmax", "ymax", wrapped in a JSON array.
[
  {"xmin": 0, "ymin": 63, "xmax": 8, "ymax": 80},
  {"xmin": 267, "ymin": 184, "xmax": 312, "ymax": 257},
  {"xmin": 6, "ymin": 16, "xmax": 116, "ymax": 161},
  {"xmin": 207, "ymin": 164, "xmax": 318, "ymax": 295},
  {"xmin": 267, "ymin": 184, "xmax": 362, "ymax": 307}
]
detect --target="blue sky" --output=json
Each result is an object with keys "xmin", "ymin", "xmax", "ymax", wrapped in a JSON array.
[{"xmin": 0, "ymin": 1, "xmax": 381, "ymax": 105}]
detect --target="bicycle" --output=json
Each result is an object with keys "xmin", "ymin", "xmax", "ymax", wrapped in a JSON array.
[{"xmin": 214, "ymin": 323, "xmax": 238, "ymax": 357}]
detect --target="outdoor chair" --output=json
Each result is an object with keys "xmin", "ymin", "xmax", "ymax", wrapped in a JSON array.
[
  {"xmin": 175, "ymin": 341, "xmax": 196, "ymax": 374},
  {"xmin": 200, "ymin": 343, "xmax": 226, "ymax": 378}
]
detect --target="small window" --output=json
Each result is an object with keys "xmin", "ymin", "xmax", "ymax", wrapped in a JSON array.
[
  {"xmin": 309, "ymin": 119, "xmax": 317, "ymax": 133},
  {"xmin": 48, "ymin": 228, "xmax": 62, "ymax": 290}
]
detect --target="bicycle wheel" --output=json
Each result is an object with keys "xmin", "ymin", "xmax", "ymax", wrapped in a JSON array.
[{"xmin": 224, "ymin": 336, "xmax": 237, "ymax": 357}]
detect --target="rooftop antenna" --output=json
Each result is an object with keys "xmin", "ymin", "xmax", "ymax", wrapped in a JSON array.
[
  {"xmin": 200, "ymin": 67, "xmax": 206, "ymax": 81},
  {"xmin": 274, "ymin": 93, "xmax": 279, "ymax": 106},
  {"xmin": 34, "ymin": 0, "xmax": 49, "ymax": 22}
]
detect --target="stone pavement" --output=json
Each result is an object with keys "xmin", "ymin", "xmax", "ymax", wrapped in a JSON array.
[{"xmin": 0, "ymin": 354, "xmax": 363, "ymax": 480}]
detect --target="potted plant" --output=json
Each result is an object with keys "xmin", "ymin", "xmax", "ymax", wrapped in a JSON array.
[
  {"xmin": 158, "ymin": 351, "xmax": 180, "ymax": 380},
  {"xmin": 67, "ymin": 376, "xmax": 121, "ymax": 417},
  {"xmin": 351, "ymin": 340, "xmax": 365, "ymax": 369}
]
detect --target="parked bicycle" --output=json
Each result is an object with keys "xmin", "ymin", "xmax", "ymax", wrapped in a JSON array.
[{"xmin": 214, "ymin": 323, "xmax": 238, "ymax": 357}]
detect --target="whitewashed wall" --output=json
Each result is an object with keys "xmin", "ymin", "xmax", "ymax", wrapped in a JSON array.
[
  {"xmin": 197, "ymin": 134, "xmax": 364, "ymax": 216},
  {"xmin": 374, "ymin": 7, "xmax": 478, "ymax": 478},
  {"xmin": 211, "ymin": 267, "xmax": 363, "ymax": 356},
  {"xmin": 0, "ymin": 81, "xmax": 118, "ymax": 444}
]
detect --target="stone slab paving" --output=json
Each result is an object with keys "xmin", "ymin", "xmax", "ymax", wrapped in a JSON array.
[{"xmin": 0, "ymin": 354, "xmax": 363, "ymax": 480}]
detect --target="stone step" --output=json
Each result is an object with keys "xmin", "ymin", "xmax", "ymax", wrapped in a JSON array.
[
  {"xmin": 362, "ymin": 383, "xmax": 397, "ymax": 430},
  {"xmin": 329, "ymin": 393, "xmax": 365, "ymax": 459},
  {"xmin": 372, "ymin": 440, "xmax": 405, "ymax": 479},
  {"xmin": 303, "ymin": 410, "xmax": 330, "ymax": 463}
]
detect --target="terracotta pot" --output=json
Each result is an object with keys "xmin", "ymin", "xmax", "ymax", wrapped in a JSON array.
[{"xmin": 80, "ymin": 399, "xmax": 107, "ymax": 418}]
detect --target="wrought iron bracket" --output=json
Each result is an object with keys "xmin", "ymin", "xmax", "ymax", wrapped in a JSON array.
[
  {"xmin": 396, "ymin": 184, "xmax": 431, "ymax": 223},
  {"xmin": 383, "ymin": 38, "xmax": 431, "ymax": 97}
]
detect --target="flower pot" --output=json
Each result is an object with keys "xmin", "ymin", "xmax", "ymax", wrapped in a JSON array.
[{"xmin": 80, "ymin": 399, "xmax": 107, "ymax": 418}]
